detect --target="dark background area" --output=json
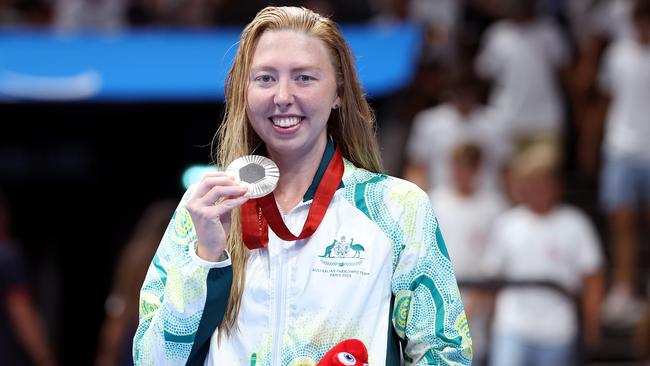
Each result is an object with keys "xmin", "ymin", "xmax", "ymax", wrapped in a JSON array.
[{"xmin": 1, "ymin": 101, "xmax": 224, "ymax": 364}]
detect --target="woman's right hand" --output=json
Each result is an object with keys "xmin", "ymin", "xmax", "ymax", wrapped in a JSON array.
[{"xmin": 185, "ymin": 172, "xmax": 249, "ymax": 262}]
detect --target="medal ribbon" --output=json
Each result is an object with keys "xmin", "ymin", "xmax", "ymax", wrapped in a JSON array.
[{"xmin": 241, "ymin": 147, "xmax": 344, "ymax": 249}]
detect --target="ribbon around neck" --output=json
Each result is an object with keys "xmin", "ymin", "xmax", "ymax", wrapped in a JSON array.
[{"xmin": 241, "ymin": 147, "xmax": 344, "ymax": 249}]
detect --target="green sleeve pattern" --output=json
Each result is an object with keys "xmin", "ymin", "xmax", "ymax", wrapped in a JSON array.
[
  {"xmin": 343, "ymin": 164, "xmax": 472, "ymax": 365},
  {"xmin": 133, "ymin": 187, "xmax": 232, "ymax": 365}
]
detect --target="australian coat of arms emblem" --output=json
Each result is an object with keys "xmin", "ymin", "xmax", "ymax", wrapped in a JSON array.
[{"xmin": 319, "ymin": 235, "xmax": 365, "ymax": 266}]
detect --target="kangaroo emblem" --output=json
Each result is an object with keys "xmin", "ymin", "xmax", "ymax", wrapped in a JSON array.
[{"xmin": 320, "ymin": 239, "xmax": 337, "ymax": 258}]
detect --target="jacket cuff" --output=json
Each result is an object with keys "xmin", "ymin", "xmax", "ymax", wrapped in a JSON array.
[{"xmin": 189, "ymin": 241, "xmax": 232, "ymax": 268}]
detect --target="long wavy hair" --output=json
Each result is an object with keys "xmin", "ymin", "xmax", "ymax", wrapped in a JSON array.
[{"xmin": 213, "ymin": 6, "xmax": 383, "ymax": 337}]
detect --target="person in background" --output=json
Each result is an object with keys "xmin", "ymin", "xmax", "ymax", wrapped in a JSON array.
[
  {"xmin": 481, "ymin": 143, "xmax": 605, "ymax": 366},
  {"xmin": 376, "ymin": 59, "xmax": 446, "ymax": 177},
  {"xmin": 0, "ymin": 189, "xmax": 58, "ymax": 366},
  {"xmin": 571, "ymin": 0, "xmax": 635, "ymax": 176},
  {"xmin": 95, "ymin": 199, "xmax": 176, "ymax": 366},
  {"xmin": 404, "ymin": 65, "xmax": 510, "ymax": 194},
  {"xmin": 429, "ymin": 142, "xmax": 508, "ymax": 366},
  {"xmin": 597, "ymin": 0, "xmax": 650, "ymax": 328},
  {"xmin": 474, "ymin": 0, "xmax": 570, "ymax": 153}
]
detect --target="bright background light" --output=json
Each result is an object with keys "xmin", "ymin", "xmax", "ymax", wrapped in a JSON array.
[{"xmin": 182, "ymin": 164, "xmax": 220, "ymax": 189}]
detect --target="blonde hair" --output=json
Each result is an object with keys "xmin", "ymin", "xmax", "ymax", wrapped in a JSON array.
[
  {"xmin": 510, "ymin": 142, "xmax": 561, "ymax": 180},
  {"xmin": 213, "ymin": 6, "xmax": 383, "ymax": 336}
]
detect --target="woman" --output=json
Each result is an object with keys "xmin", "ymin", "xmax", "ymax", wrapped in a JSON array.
[{"xmin": 133, "ymin": 6, "xmax": 471, "ymax": 365}]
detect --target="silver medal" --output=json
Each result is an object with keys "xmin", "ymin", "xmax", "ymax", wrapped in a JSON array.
[{"xmin": 225, "ymin": 155, "xmax": 279, "ymax": 198}]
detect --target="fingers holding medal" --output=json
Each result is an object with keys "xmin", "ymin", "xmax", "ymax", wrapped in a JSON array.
[
  {"xmin": 186, "ymin": 156, "xmax": 279, "ymax": 261},
  {"xmin": 186, "ymin": 171, "xmax": 250, "ymax": 261}
]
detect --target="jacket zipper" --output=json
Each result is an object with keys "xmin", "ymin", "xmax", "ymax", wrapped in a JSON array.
[
  {"xmin": 272, "ymin": 250, "xmax": 287, "ymax": 365},
  {"xmin": 272, "ymin": 213, "xmax": 291, "ymax": 366}
]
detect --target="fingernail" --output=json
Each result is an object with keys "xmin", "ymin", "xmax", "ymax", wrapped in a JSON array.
[{"xmin": 225, "ymin": 171, "xmax": 238, "ymax": 181}]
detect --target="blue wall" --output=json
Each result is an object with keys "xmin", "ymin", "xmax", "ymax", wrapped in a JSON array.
[{"xmin": 0, "ymin": 23, "xmax": 421, "ymax": 101}]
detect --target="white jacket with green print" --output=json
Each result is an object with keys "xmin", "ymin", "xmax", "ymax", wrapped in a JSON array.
[{"xmin": 133, "ymin": 145, "xmax": 472, "ymax": 366}]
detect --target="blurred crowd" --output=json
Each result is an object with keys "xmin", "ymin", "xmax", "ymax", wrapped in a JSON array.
[
  {"xmin": 397, "ymin": 1, "xmax": 650, "ymax": 365},
  {"xmin": 2, "ymin": 0, "xmax": 650, "ymax": 365}
]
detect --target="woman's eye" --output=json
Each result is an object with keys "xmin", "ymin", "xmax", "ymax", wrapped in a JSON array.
[
  {"xmin": 298, "ymin": 75, "xmax": 313, "ymax": 82},
  {"xmin": 255, "ymin": 75, "xmax": 273, "ymax": 83}
]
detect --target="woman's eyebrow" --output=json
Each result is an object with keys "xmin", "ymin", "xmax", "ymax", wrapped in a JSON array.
[
  {"xmin": 291, "ymin": 66, "xmax": 322, "ymax": 73},
  {"xmin": 249, "ymin": 65, "xmax": 276, "ymax": 73}
]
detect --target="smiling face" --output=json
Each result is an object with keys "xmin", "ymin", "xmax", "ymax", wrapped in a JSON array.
[{"xmin": 246, "ymin": 29, "xmax": 341, "ymax": 162}]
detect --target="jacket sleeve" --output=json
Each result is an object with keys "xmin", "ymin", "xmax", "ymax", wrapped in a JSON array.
[
  {"xmin": 389, "ymin": 183, "xmax": 472, "ymax": 365},
  {"xmin": 133, "ymin": 187, "xmax": 233, "ymax": 365}
]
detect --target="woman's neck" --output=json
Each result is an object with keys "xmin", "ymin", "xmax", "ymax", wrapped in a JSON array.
[{"xmin": 268, "ymin": 138, "xmax": 327, "ymax": 212}]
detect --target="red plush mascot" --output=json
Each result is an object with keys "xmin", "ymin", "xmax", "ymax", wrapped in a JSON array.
[{"xmin": 317, "ymin": 339, "xmax": 369, "ymax": 366}]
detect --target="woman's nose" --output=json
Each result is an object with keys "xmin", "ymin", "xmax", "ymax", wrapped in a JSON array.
[{"xmin": 273, "ymin": 78, "xmax": 294, "ymax": 107}]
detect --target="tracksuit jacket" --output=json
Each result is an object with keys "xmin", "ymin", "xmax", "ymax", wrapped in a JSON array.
[{"xmin": 133, "ymin": 142, "xmax": 472, "ymax": 365}]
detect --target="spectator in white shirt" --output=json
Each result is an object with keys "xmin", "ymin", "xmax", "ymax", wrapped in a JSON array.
[
  {"xmin": 598, "ymin": 0, "xmax": 650, "ymax": 328},
  {"xmin": 404, "ymin": 66, "xmax": 511, "ymax": 194},
  {"xmin": 475, "ymin": 0, "xmax": 570, "ymax": 152},
  {"xmin": 482, "ymin": 143, "xmax": 605, "ymax": 366}
]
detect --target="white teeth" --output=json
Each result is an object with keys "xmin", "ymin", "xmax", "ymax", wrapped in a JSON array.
[{"xmin": 271, "ymin": 116, "xmax": 301, "ymax": 128}]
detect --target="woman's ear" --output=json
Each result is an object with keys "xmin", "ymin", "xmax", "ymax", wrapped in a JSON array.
[{"xmin": 333, "ymin": 96, "xmax": 341, "ymax": 109}]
